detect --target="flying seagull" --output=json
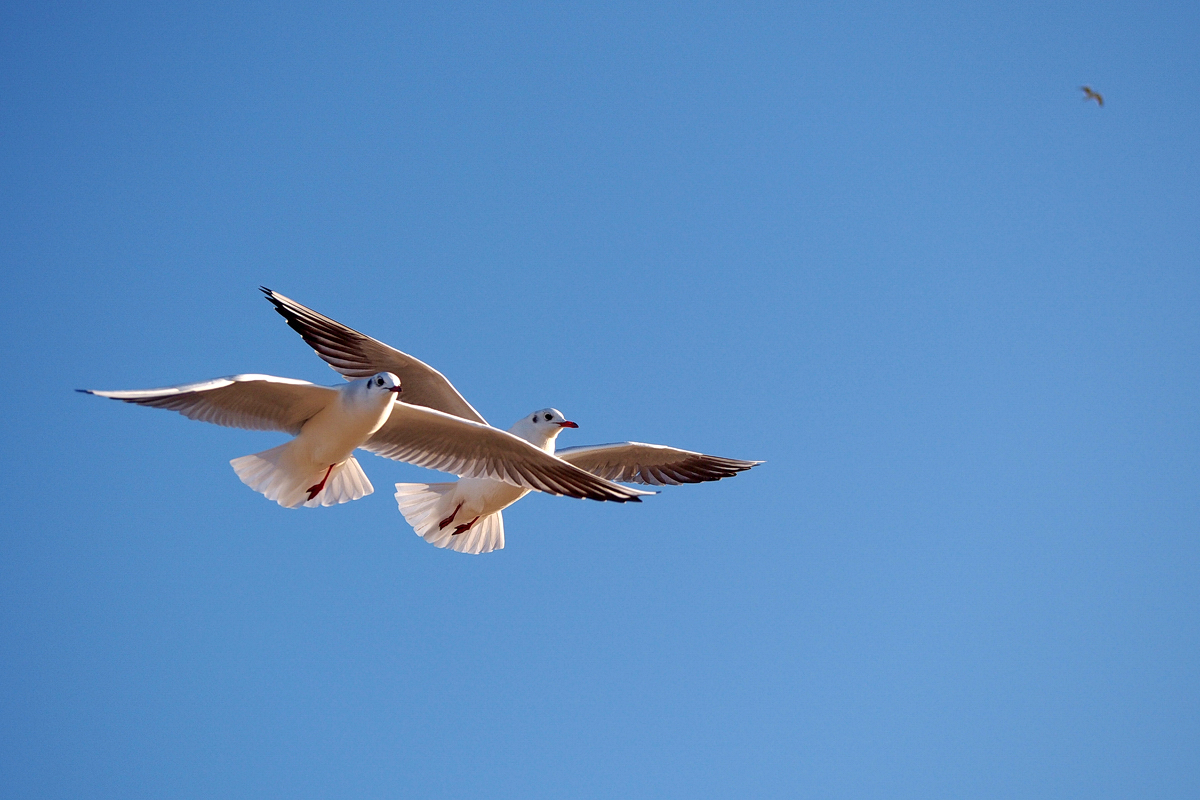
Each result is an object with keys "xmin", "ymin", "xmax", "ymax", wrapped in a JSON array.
[
  {"xmin": 81, "ymin": 372, "xmax": 403, "ymax": 508},
  {"xmin": 395, "ymin": 407, "xmax": 762, "ymax": 554},
  {"xmin": 81, "ymin": 370, "xmax": 650, "ymax": 509},
  {"xmin": 1081, "ymin": 86, "xmax": 1104, "ymax": 106},
  {"xmin": 262, "ymin": 288, "xmax": 761, "ymax": 553}
]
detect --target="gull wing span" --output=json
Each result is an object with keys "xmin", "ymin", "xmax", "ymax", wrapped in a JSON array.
[
  {"xmin": 364, "ymin": 403, "xmax": 652, "ymax": 502},
  {"xmin": 555, "ymin": 442, "xmax": 763, "ymax": 486},
  {"xmin": 79, "ymin": 375, "xmax": 336, "ymax": 434},
  {"xmin": 262, "ymin": 287, "xmax": 488, "ymax": 425}
]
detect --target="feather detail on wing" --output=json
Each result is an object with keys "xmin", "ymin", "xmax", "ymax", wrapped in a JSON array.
[
  {"xmin": 261, "ymin": 287, "xmax": 488, "ymax": 424},
  {"xmin": 556, "ymin": 442, "xmax": 763, "ymax": 486},
  {"xmin": 364, "ymin": 402, "xmax": 651, "ymax": 502},
  {"xmin": 78, "ymin": 375, "xmax": 335, "ymax": 434}
]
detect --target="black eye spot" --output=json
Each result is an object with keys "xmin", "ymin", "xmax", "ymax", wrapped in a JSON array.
[
  {"xmin": 532, "ymin": 415, "xmax": 537, "ymax": 423},
  {"xmin": 376, "ymin": 377, "xmax": 383, "ymax": 386},
  {"xmin": 544, "ymin": 413, "xmax": 552, "ymax": 421}
]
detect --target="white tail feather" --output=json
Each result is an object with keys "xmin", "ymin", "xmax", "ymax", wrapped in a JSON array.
[
  {"xmin": 231, "ymin": 444, "xmax": 373, "ymax": 508},
  {"xmin": 394, "ymin": 482, "xmax": 505, "ymax": 554}
]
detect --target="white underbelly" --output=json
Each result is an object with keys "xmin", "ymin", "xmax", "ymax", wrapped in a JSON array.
[
  {"xmin": 456, "ymin": 477, "xmax": 528, "ymax": 518},
  {"xmin": 293, "ymin": 399, "xmax": 389, "ymax": 467}
]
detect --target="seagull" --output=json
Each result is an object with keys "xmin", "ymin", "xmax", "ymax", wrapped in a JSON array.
[
  {"xmin": 1081, "ymin": 86, "xmax": 1104, "ymax": 106},
  {"xmin": 81, "ymin": 370, "xmax": 651, "ymax": 509},
  {"xmin": 395, "ymin": 407, "xmax": 762, "ymax": 554},
  {"xmin": 262, "ymin": 288, "xmax": 762, "ymax": 553},
  {"xmin": 81, "ymin": 372, "xmax": 403, "ymax": 508}
]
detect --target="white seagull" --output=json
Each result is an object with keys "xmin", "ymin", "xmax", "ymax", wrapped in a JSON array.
[
  {"xmin": 81, "ymin": 371, "xmax": 651, "ymax": 509},
  {"xmin": 81, "ymin": 372, "xmax": 403, "ymax": 508},
  {"xmin": 262, "ymin": 288, "xmax": 762, "ymax": 553}
]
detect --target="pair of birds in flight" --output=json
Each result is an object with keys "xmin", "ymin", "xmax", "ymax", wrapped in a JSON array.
[{"xmin": 82, "ymin": 289, "xmax": 761, "ymax": 554}]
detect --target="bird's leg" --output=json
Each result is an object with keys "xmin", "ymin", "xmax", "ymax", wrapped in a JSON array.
[
  {"xmin": 438, "ymin": 501, "xmax": 464, "ymax": 530},
  {"xmin": 452, "ymin": 516, "xmax": 481, "ymax": 536},
  {"xmin": 306, "ymin": 464, "xmax": 336, "ymax": 501}
]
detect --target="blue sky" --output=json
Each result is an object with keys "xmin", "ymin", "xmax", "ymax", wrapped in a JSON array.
[{"xmin": 2, "ymin": 2, "xmax": 1198, "ymax": 797}]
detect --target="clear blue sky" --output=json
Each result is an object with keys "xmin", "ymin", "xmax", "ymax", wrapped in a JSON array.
[{"xmin": 2, "ymin": 2, "xmax": 1198, "ymax": 797}]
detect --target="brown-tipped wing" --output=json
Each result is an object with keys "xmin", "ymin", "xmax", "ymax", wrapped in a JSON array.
[
  {"xmin": 555, "ymin": 442, "xmax": 763, "ymax": 486},
  {"xmin": 364, "ymin": 402, "xmax": 652, "ymax": 502},
  {"xmin": 262, "ymin": 287, "xmax": 488, "ymax": 424},
  {"xmin": 79, "ymin": 374, "xmax": 336, "ymax": 434}
]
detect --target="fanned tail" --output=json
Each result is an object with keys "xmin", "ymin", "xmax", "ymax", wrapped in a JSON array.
[
  {"xmin": 231, "ymin": 444, "xmax": 373, "ymax": 508},
  {"xmin": 394, "ymin": 482, "xmax": 505, "ymax": 555},
  {"xmin": 314, "ymin": 458, "xmax": 373, "ymax": 507}
]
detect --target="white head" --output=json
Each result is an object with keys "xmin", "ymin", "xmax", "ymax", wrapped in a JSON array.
[
  {"xmin": 351, "ymin": 372, "xmax": 402, "ymax": 405},
  {"xmin": 509, "ymin": 407, "xmax": 578, "ymax": 452}
]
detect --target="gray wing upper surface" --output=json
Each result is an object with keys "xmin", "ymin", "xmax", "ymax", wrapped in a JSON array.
[
  {"xmin": 79, "ymin": 374, "xmax": 336, "ymax": 434},
  {"xmin": 262, "ymin": 287, "xmax": 488, "ymax": 425},
  {"xmin": 556, "ymin": 442, "xmax": 762, "ymax": 486},
  {"xmin": 365, "ymin": 402, "xmax": 652, "ymax": 502}
]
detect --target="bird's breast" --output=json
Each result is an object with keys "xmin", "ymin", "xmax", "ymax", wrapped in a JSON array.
[{"xmin": 296, "ymin": 395, "xmax": 393, "ymax": 466}]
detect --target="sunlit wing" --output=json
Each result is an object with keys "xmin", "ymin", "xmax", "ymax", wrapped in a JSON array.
[
  {"xmin": 365, "ymin": 403, "xmax": 652, "ymax": 502},
  {"xmin": 262, "ymin": 287, "xmax": 488, "ymax": 424},
  {"xmin": 79, "ymin": 374, "xmax": 335, "ymax": 434},
  {"xmin": 556, "ymin": 442, "xmax": 763, "ymax": 486}
]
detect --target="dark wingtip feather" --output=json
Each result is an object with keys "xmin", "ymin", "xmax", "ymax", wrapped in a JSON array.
[{"xmin": 260, "ymin": 287, "xmax": 289, "ymax": 317}]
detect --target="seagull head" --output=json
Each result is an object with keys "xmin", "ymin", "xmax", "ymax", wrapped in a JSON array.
[
  {"xmin": 509, "ymin": 407, "xmax": 578, "ymax": 452},
  {"xmin": 360, "ymin": 371, "xmax": 403, "ymax": 398}
]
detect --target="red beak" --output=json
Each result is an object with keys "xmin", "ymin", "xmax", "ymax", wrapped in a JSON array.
[
  {"xmin": 558, "ymin": 420, "xmax": 578, "ymax": 428},
  {"xmin": 389, "ymin": 386, "xmax": 403, "ymax": 393}
]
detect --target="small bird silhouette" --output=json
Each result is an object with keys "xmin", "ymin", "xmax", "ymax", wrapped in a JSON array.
[{"xmin": 1081, "ymin": 86, "xmax": 1104, "ymax": 107}]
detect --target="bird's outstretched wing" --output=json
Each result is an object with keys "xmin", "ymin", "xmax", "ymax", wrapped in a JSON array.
[
  {"xmin": 262, "ymin": 287, "xmax": 488, "ymax": 424},
  {"xmin": 79, "ymin": 375, "xmax": 336, "ymax": 434},
  {"xmin": 365, "ymin": 403, "xmax": 653, "ymax": 502},
  {"xmin": 556, "ymin": 442, "xmax": 762, "ymax": 486}
]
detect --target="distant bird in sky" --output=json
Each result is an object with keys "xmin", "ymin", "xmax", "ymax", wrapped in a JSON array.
[
  {"xmin": 81, "ymin": 369, "xmax": 650, "ymax": 509},
  {"xmin": 263, "ymin": 288, "xmax": 761, "ymax": 553},
  {"xmin": 1081, "ymin": 86, "xmax": 1104, "ymax": 106}
]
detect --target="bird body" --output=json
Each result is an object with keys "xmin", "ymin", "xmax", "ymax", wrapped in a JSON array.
[
  {"xmin": 289, "ymin": 374, "xmax": 401, "ymax": 465},
  {"xmin": 448, "ymin": 477, "xmax": 528, "ymax": 523},
  {"xmin": 231, "ymin": 375, "xmax": 401, "ymax": 507}
]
